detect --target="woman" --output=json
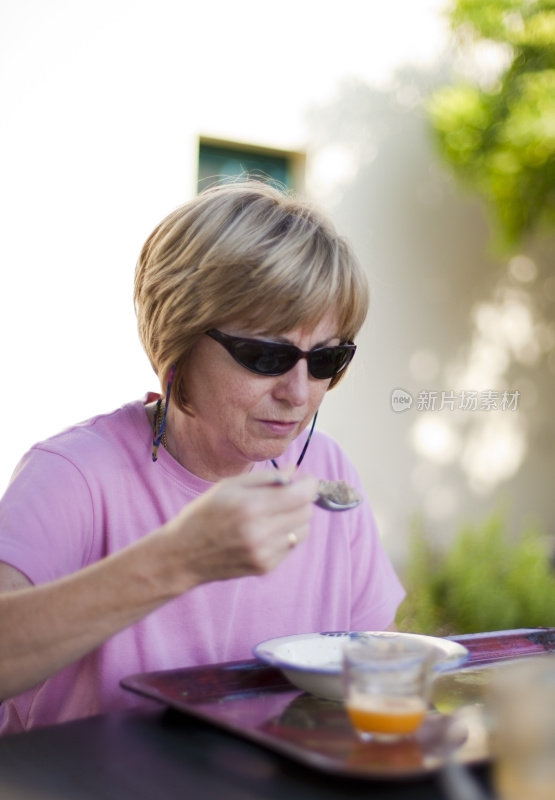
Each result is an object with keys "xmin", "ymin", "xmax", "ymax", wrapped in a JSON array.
[{"xmin": 0, "ymin": 180, "xmax": 404, "ymax": 734}]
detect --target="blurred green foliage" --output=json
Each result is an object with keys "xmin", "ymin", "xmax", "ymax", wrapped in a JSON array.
[
  {"xmin": 428, "ymin": 0, "xmax": 555, "ymax": 248},
  {"xmin": 396, "ymin": 511, "xmax": 555, "ymax": 634}
]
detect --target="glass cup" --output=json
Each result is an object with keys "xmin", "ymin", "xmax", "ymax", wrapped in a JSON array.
[
  {"xmin": 488, "ymin": 657, "xmax": 555, "ymax": 800},
  {"xmin": 342, "ymin": 634, "xmax": 432, "ymax": 743}
]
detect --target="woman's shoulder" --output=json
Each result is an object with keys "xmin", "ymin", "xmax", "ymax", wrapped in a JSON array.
[{"xmin": 25, "ymin": 399, "xmax": 149, "ymax": 471}]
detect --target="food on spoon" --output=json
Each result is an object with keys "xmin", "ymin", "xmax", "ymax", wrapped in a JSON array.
[{"xmin": 318, "ymin": 480, "xmax": 361, "ymax": 506}]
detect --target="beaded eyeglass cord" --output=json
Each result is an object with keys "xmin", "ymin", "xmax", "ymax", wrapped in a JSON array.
[{"xmin": 152, "ymin": 363, "xmax": 176, "ymax": 462}]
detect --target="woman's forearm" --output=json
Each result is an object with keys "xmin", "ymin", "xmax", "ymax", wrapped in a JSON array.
[{"xmin": 0, "ymin": 528, "xmax": 188, "ymax": 700}]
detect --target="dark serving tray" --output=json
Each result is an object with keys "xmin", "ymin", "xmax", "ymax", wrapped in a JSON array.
[{"xmin": 121, "ymin": 628, "xmax": 555, "ymax": 781}]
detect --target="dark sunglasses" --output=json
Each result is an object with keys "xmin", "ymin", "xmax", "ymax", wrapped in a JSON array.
[{"xmin": 206, "ymin": 329, "xmax": 356, "ymax": 380}]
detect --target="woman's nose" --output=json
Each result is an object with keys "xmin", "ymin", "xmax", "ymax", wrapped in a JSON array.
[{"xmin": 273, "ymin": 360, "xmax": 311, "ymax": 405}]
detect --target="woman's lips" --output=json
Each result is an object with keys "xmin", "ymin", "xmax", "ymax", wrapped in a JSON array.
[{"xmin": 258, "ymin": 419, "xmax": 299, "ymax": 435}]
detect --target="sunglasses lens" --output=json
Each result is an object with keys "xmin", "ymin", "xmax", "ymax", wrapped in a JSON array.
[
  {"xmin": 233, "ymin": 341, "xmax": 298, "ymax": 375},
  {"xmin": 309, "ymin": 346, "xmax": 354, "ymax": 379}
]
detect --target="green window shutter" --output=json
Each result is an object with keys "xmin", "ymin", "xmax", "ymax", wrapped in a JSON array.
[{"xmin": 197, "ymin": 139, "xmax": 298, "ymax": 192}]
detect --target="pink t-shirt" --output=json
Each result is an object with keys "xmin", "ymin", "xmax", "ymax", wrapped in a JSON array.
[{"xmin": 0, "ymin": 398, "xmax": 404, "ymax": 734}]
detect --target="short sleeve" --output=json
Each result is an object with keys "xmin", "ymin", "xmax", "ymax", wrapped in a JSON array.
[
  {"xmin": 296, "ymin": 430, "xmax": 405, "ymax": 631},
  {"xmin": 0, "ymin": 446, "xmax": 95, "ymax": 585},
  {"xmin": 348, "ymin": 500, "xmax": 405, "ymax": 630}
]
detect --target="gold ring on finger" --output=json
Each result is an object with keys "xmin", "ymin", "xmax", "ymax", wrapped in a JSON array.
[{"xmin": 287, "ymin": 532, "xmax": 298, "ymax": 548}]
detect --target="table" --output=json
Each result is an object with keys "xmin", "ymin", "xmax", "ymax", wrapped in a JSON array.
[
  {"xmin": 2, "ymin": 628, "xmax": 554, "ymax": 800},
  {"xmin": 0, "ymin": 706, "xmax": 492, "ymax": 800}
]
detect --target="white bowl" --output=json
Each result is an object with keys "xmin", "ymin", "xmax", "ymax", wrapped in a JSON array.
[{"xmin": 253, "ymin": 631, "xmax": 469, "ymax": 701}]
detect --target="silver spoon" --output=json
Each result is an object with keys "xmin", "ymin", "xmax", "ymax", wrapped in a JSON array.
[
  {"xmin": 271, "ymin": 474, "xmax": 361, "ymax": 512},
  {"xmin": 315, "ymin": 479, "xmax": 362, "ymax": 511}
]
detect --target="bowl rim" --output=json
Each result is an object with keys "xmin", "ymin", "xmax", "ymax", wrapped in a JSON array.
[{"xmin": 253, "ymin": 631, "xmax": 469, "ymax": 675}]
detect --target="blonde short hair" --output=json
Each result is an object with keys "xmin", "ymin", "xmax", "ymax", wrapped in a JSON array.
[{"xmin": 134, "ymin": 180, "xmax": 369, "ymax": 411}]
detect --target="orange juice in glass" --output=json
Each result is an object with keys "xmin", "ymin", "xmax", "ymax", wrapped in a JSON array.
[{"xmin": 343, "ymin": 634, "xmax": 431, "ymax": 743}]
